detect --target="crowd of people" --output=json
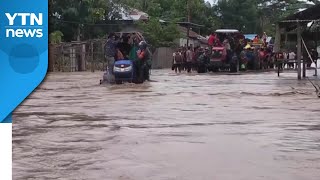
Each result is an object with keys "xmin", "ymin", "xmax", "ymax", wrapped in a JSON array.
[
  {"xmin": 172, "ymin": 46, "xmax": 211, "ymax": 73},
  {"xmin": 104, "ymin": 32, "xmax": 151, "ymax": 82},
  {"xmin": 171, "ymin": 31, "xmax": 275, "ymax": 73},
  {"xmin": 104, "ymin": 31, "xmax": 318, "ymax": 77}
]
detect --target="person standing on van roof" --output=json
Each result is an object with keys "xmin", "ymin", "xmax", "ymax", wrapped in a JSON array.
[
  {"xmin": 262, "ymin": 32, "xmax": 267, "ymax": 44},
  {"xmin": 208, "ymin": 32, "xmax": 216, "ymax": 54},
  {"xmin": 253, "ymin": 35, "xmax": 259, "ymax": 43},
  {"xmin": 105, "ymin": 33, "xmax": 118, "ymax": 65},
  {"xmin": 129, "ymin": 37, "xmax": 139, "ymax": 61},
  {"xmin": 117, "ymin": 35, "xmax": 131, "ymax": 59},
  {"xmin": 208, "ymin": 32, "xmax": 216, "ymax": 46}
]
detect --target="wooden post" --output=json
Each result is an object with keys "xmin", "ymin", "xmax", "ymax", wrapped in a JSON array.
[
  {"xmin": 297, "ymin": 21, "xmax": 302, "ymax": 80},
  {"xmin": 101, "ymin": 42, "xmax": 105, "ymax": 71},
  {"xmin": 186, "ymin": 0, "xmax": 190, "ymax": 47},
  {"xmin": 303, "ymin": 51, "xmax": 306, "ymax": 78},
  {"xmin": 91, "ymin": 42, "xmax": 94, "ymax": 72},
  {"xmin": 315, "ymin": 34, "xmax": 318, "ymax": 76},
  {"xmin": 187, "ymin": 26, "xmax": 190, "ymax": 47},
  {"xmin": 69, "ymin": 47, "xmax": 75, "ymax": 72},
  {"xmin": 274, "ymin": 24, "xmax": 281, "ymax": 53},
  {"xmin": 62, "ymin": 46, "xmax": 65, "ymax": 72},
  {"xmin": 48, "ymin": 44, "xmax": 55, "ymax": 72},
  {"xmin": 302, "ymin": 31, "xmax": 306, "ymax": 78},
  {"xmin": 285, "ymin": 32, "xmax": 288, "ymax": 49},
  {"xmin": 79, "ymin": 44, "xmax": 86, "ymax": 71}
]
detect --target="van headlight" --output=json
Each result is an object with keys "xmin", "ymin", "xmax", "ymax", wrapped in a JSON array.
[
  {"xmin": 114, "ymin": 66, "xmax": 121, "ymax": 72},
  {"xmin": 124, "ymin": 66, "xmax": 132, "ymax": 71},
  {"xmin": 114, "ymin": 66, "xmax": 132, "ymax": 72}
]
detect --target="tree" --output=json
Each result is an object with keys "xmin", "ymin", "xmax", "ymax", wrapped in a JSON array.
[
  {"xmin": 217, "ymin": 0, "xmax": 258, "ymax": 33},
  {"xmin": 137, "ymin": 18, "xmax": 181, "ymax": 47},
  {"xmin": 49, "ymin": 0, "xmax": 318, "ymax": 42},
  {"xmin": 49, "ymin": 31, "xmax": 64, "ymax": 44},
  {"xmin": 256, "ymin": 0, "xmax": 314, "ymax": 35},
  {"xmin": 50, "ymin": 0, "xmax": 127, "ymax": 41},
  {"xmin": 122, "ymin": 0, "xmax": 222, "ymax": 35}
]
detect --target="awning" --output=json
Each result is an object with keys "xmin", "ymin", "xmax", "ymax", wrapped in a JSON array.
[{"xmin": 244, "ymin": 34, "xmax": 272, "ymax": 43}]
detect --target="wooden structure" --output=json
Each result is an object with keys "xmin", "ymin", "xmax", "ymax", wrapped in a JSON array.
[
  {"xmin": 48, "ymin": 40, "xmax": 106, "ymax": 72},
  {"xmin": 275, "ymin": 4, "xmax": 320, "ymax": 79},
  {"xmin": 152, "ymin": 47, "xmax": 175, "ymax": 69},
  {"xmin": 177, "ymin": 22, "xmax": 204, "ymax": 47}
]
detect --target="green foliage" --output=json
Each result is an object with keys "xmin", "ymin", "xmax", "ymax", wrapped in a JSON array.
[
  {"xmin": 50, "ymin": 0, "xmax": 318, "ymax": 42},
  {"xmin": 137, "ymin": 18, "xmax": 181, "ymax": 47},
  {"xmin": 49, "ymin": 31, "xmax": 64, "ymax": 44},
  {"xmin": 50, "ymin": 0, "xmax": 127, "ymax": 41},
  {"xmin": 217, "ymin": 0, "xmax": 258, "ymax": 33},
  {"xmin": 122, "ymin": 0, "xmax": 222, "ymax": 35}
]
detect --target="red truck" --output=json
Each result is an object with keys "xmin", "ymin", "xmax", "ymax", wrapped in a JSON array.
[{"xmin": 208, "ymin": 29, "xmax": 245, "ymax": 72}]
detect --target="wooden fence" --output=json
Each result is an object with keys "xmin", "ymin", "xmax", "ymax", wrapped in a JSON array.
[
  {"xmin": 49, "ymin": 40, "xmax": 106, "ymax": 72},
  {"xmin": 49, "ymin": 40, "xmax": 174, "ymax": 72},
  {"xmin": 152, "ymin": 47, "xmax": 175, "ymax": 69}
]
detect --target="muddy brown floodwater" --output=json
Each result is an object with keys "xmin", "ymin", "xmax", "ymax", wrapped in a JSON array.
[{"xmin": 13, "ymin": 69, "xmax": 320, "ymax": 180}]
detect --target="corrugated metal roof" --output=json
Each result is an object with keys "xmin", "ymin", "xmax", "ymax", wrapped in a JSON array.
[
  {"xmin": 215, "ymin": 29, "xmax": 239, "ymax": 33},
  {"xmin": 115, "ymin": 6, "xmax": 149, "ymax": 21}
]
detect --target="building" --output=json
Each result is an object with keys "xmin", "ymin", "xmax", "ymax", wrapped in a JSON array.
[
  {"xmin": 275, "ymin": 3, "xmax": 320, "ymax": 79},
  {"xmin": 177, "ymin": 25, "xmax": 208, "ymax": 48}
]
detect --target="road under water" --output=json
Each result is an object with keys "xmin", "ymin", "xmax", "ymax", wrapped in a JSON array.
[{"xmin": 13, "ymin": 70, "xmax": 320, "ymax": 180}]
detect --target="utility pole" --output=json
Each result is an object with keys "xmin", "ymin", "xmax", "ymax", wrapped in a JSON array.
[
  {"xmin": 186, "ymin": 0, "xmax": 190, "ymax": 47},
  {"xmin": 297, "ymin": 21, "xmax": 302, "ymax": 80}
]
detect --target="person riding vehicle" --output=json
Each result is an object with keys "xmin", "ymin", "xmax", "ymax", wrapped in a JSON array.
[
  {"xmin": 104, "ymin": 33, "xmax": 119, "ymax": 83},
  {"xmin": 197, "ymin": 47, "xmax": 210, "ymax": 73},
  {"xmin": 136, "ymin": 41, "xmax": 151, "ymax": 81},
  {"xmin": 117, "ymin": 35, "xmax": 131, "ymax": 59}
]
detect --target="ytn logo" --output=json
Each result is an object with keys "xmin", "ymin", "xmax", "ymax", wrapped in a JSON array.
[{"xmin": 5, "ymin": 13, "xmax": 43, "ymax": 38}]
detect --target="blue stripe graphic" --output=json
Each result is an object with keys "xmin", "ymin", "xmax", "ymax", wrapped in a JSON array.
[{"xmin": 1, "ymin": 113, "xmax": 12, "ymax": 123}]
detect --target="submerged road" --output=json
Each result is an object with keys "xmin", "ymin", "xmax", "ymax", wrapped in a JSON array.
[{"xmin": 13, "ymin": 70, "xmax": 320, "ymax": 180}]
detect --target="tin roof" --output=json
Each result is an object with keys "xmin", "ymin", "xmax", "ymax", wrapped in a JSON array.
[
  {"xmin": 279, "ymin": 4, "xmax": 320, "ymax": 31},
  {"xmin": 215, "ymin": 29, "xmax": 239, "ymax": 33}
]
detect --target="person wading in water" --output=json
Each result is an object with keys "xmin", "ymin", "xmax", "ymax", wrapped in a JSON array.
[
  {"xmin": 172, "ymin": 48, "xmax": 183, "ymax": 73},
  {"xmin": 186, "ymin": 47, "xmax": 193, "ymax": 73},
  {"xmin": 104, "ymin": 32, "xmax": 118, "ymax": 83},
  {"xmin": 136, "ymin": 41, "xmax": 151, "ymax": 82}
]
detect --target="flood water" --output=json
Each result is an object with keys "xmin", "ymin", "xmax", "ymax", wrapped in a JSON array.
[{"xmin": 13, "ymin": 69, "xmax": 320, "ymax": 180}]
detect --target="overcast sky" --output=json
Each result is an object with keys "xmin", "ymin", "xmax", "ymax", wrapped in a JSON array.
[
  {"xmin": 204, "ymin": 0, "xmax": 318, "ymax": 5},
  {"xmin": 205, "ymin": 0, "xmax": 214, "ymax": 5}
]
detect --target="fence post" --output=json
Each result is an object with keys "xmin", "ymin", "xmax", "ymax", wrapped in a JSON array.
[
  {"xmin": 91, "ymin": 41, "xmax": 94, "ymax": 72},
  {"xmin": 69, "ymin": 47, "xmax": 75, "ymax": 72},
  {"xmin": 101, "ymin": 41, "xmax": 105, "ymax": 71},
  {"xmin": 297, "ymin": 21, "xmax": 302, "ymax": 80},
  {"xmin": 48, "ymin": 44, "xmax": 55, "ymax": 72},
  {"xmin": 79, "ymin": 43, "xmax": 86, "ymax": 71},
  {"xmin": 61, "ymin": 45, "xmax": 65, "ymax": 72}
]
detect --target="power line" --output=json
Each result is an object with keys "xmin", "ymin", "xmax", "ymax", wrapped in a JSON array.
[
  {"xmin": 280, "ymin": 19, "xmax": 320, "ymax": 23},
  {"xmin": 52, "ymin": 19, "xmax": 136, "ymax": 26}
]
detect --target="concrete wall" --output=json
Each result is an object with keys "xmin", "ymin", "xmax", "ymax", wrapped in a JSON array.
[
  {"xmin": 152, "ymin": 47, "xmax": 174, "ymax": 69},
  {"xmin": 179, "ymin": 38, "xmax": 200, "ymax": 47}
]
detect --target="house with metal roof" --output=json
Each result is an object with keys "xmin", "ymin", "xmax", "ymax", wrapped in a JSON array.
[{"xmin": 275, "ymin": 3, "xmax": 320, "ymax": 79}]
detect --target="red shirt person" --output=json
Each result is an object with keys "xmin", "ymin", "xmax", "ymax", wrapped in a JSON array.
[{"xmin": 208, "ymin": 33, "xmax": 216, "ymax": 46}]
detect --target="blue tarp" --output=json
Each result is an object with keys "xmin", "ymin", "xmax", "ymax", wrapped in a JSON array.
[
  {"xmin": 244, "ymin": 34, "xmax": 257, "ymax": 40},
  {"xmin": 244, "ymin": 34, "xmax": 272, "ymax": 43}
]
